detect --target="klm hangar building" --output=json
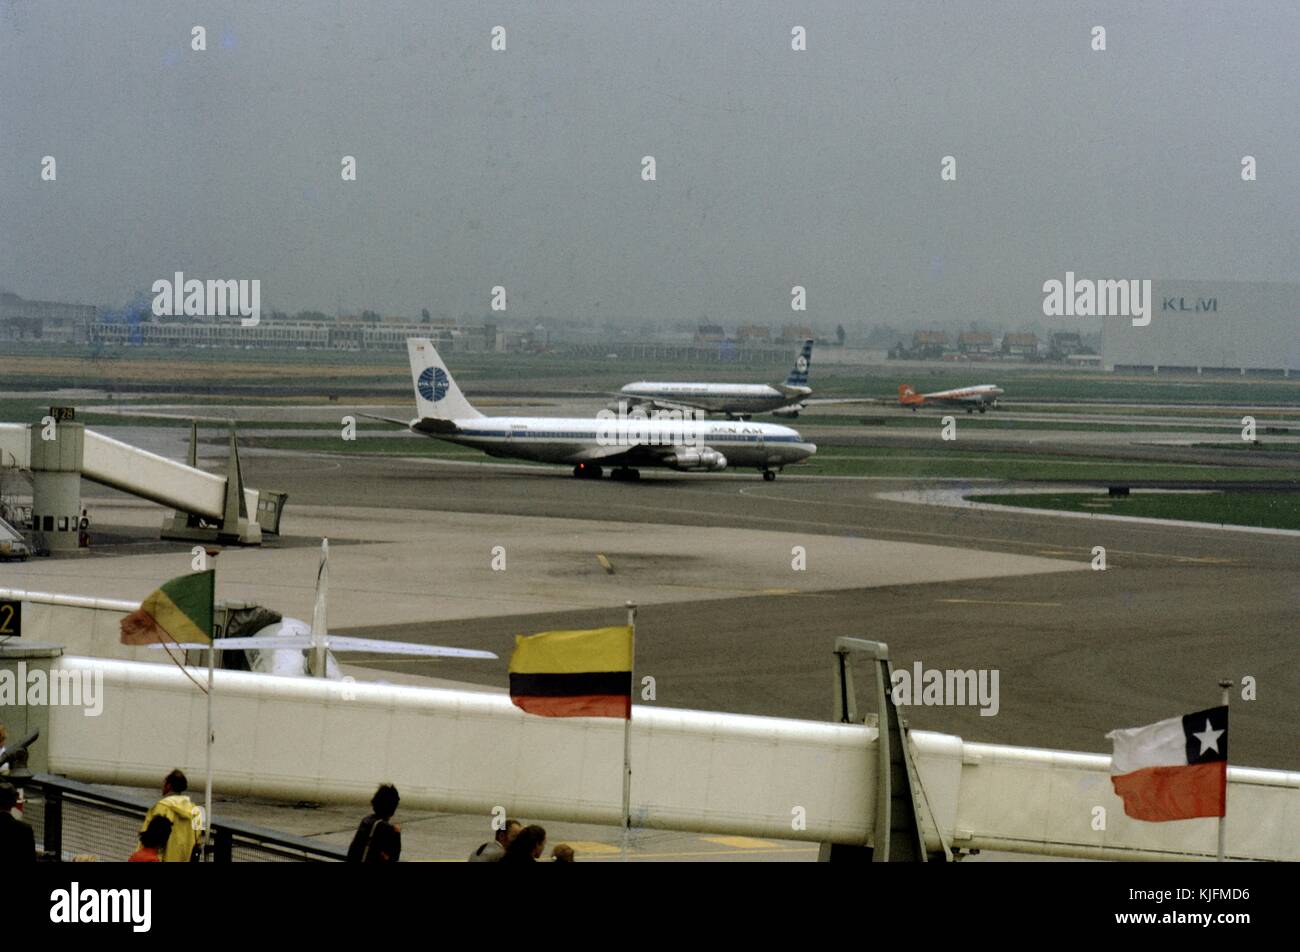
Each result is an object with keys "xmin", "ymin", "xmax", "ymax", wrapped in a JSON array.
[{"xmin": 1103, "ymin": 280, "xmax": 1299, "ymax": 376}]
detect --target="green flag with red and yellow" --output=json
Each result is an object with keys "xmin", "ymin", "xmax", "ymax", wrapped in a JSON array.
[{"xmin": 119, "ymin": 570, "xmax": 215, "ymax": 646}]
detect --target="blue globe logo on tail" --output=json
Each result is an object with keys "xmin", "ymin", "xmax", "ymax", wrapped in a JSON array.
[{"xmin": 418, "ymin": 366, "xmax": 450, "ymax": 402}]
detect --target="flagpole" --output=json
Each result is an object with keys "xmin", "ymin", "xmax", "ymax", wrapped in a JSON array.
[
  {"xmin": 204, "ymin": 644, "xmax": 214, "ymax": 861},
  {"xmin": 203, "ymin": 557, "xmax": 216, "ymax": 862},
  {"xmin": 203, "ymin": 559, "xmax": 216, "ymax": 862},
  {"xmin": 622, "ymin": 601, "xmax": 636, "ymax": 862},
  {"xmin": 1217, "ymin": 679, "xmax": 1231, "ymax": 862}
]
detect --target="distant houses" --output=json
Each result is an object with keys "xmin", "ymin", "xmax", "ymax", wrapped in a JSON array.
[
  {"xmin": 958, "ymin": 331, "xmax": 995, "ymax": 356},
  {"xmin": 910, "ymin": 330, "xmax": 949, "ymax": 359},
  {"xmin": 1001, "ymin": 332, "xmax": 1039, "ymax": 358},
  {"xmin": 883, "ymin": 329, "xmax": 1090, "ymax": 362}
]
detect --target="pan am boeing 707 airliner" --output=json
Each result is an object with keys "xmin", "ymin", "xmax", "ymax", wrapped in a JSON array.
[{"xmin": 367, "ymin": 340, "xmax": 817, "ymax": 481}]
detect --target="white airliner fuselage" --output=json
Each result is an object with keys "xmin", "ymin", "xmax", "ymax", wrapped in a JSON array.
[
  {"xmin": 413, "ymin": 415, "xmax": 815, "ymax": 469},
  {"xmin": 617, "ymin": 382, "xmax": 808, "ymax": 416},
  {"xmin": 899, "ymin": 383, "xmax": 1004, "ymax": 413},
  {"xmin": 398, "ymin": 340, "xmax": 817, "ymax": 480},
  {"xmin": 618, "ymin": 339, "xmax": 815, "ymax": 418}
]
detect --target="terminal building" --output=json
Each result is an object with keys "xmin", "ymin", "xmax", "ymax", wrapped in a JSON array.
[
  {"xmin": 1103, "ymin": 280, "xmax": 1299, "ymax": 376},
  {"xmin": 0, "ymin": 292, "xmax": 96, "ymax": 343},
  {"xmin": 88, "ymin": 318, "xmax": 499, "ymax": 353}
]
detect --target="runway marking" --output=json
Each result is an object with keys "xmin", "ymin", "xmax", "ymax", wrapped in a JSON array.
[
  {"xmin": 425, "ymin": 844, "xmax": 818, "ymax": 861},
  {"xmin": 266, "ymin": 451, "xmax": 1278, "ymax": 565},
  {"xmin": 939, "ymin": 598, "xmax": 1063, "ymax": 607},
  {"xmin": 917, "ymin": 491, "xmax": 1300, "ymax": 540},
  {"xmin": 584, "ymin": 846, "xmax": 818, "ymax": 860},
  {"xmin": 758, "ymin": 588, "xmax": 802, "ymax": 596},
  {"xmin": 701, "ymin": 835, "xmax": 780, "ymax": 849},
  {"xmin": 559, "ymin": 840, "xmax": 621, "ymax": 854},
  {"xmin": 734, "ymin": 487, "xmax": 1278, "ymax": 562}
]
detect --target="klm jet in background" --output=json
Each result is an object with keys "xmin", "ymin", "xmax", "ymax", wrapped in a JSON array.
[
  {"xmin": 618, "ymin": 339, "xmax": 815, "ymax": 419},
  {"xmin": 365, "ymin": 339, "xmax": 817, "ymax": 482}
]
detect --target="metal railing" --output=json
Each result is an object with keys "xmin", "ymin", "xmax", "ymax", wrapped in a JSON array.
[{"xmin": 18, "ymin": 773, "xmax": 347, "ymax": 862}]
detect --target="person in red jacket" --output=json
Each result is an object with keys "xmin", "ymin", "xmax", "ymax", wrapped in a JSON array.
[{"xmin": 129, "ymin": 816, "xmax": 173, "ymax": 862}]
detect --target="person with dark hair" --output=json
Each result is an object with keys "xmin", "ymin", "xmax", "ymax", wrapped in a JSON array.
[
  {"xmin": 0, "ymin": 782, "xmax": 35, "ymax": 863},
  {"xmin": 500, "ymin": 824, "xmax": 546, "ymax": 863},
  {"xmin": 130, "ymin": 816, "xmax": 174, "ymax": 862},
  {"xmin": 141, "ymin": 769, "xmax": 204, "ymax": 862},
  {"xmin": 347, "ymin": 783, "xmax": 402, "ymax": 862},
  {"xmin": 468, "ymin": 818, "xmax": 521, "ymax": 862}
]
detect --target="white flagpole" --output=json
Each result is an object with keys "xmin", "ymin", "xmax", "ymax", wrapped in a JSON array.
[
  {"xmin": 1217, "ymin": 679, "xmax": 1231, "ymax": 862},
  {"xmin": 203, "ymin": 561, "xmax": 216, "ymax": 862},
  {"xmin": 204, "ymin": 644, "xmax": 214, "ymax": 861},
  {"xmin": 622, "ymin": 601, "xmax": 636, "ymax": 862},
  {"xmin": 310, "ymin": 539, "xmax": 329, "ymax": 678}
]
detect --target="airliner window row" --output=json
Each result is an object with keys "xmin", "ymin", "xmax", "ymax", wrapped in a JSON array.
[
  {"xmin": 651, "ymin": 392, "xmax": 773, "ymax": 399},
  {"xmin": 458, "ymin": 430, "xmax": 803, "ymax": 443}
]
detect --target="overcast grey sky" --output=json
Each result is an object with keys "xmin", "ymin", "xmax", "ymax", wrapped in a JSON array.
[{"xmin": 2, "ymin": 1, "xmax": 1297, "ymax": 329}]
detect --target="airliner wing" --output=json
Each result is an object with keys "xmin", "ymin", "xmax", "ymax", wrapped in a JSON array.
[
  {"xmin": 607, "ymin": 394, "xmax": 704, "ymax": 415},
  {"xmin": 801, "ymin": 397, "xmax": 888, "ymax": 407},
  {"xmin": 570, "ymin": 444, "xmax": 640, "ymax": 462},
  {"xmin": 149, "ymin": 636, "xmax": 497, "ymax": 659},
  {"xmin": 306, "ymin": 637, "xmax": 497, "ymax": 658}
]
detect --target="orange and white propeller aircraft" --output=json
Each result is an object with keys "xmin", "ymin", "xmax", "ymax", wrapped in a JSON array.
[{"xmin": 898, "ymin": 383, "xmax": 1004, "ymax": 413}]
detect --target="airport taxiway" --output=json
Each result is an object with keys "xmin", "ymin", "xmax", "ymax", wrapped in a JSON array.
[{"xmin": 15, "ymin": 444, "xmax": 1297, "ymax": 773}]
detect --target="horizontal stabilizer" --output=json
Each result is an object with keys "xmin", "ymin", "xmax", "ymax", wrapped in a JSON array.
[{"xmin": 357, "ymin": 412, "xmax": 414, "ymax": 428}]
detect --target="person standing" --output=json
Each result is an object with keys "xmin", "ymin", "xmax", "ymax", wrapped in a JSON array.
[
  {"xmin": 141, "ymin": 769, "xmax": 204, "ymax": 862},
  {"xmin": 0, "ymin": 783, "xmax": 35, "ymax": 863},
  {"xmin": 469, "ymin": 818, "xmax": 521, "ymax": 862},
  {"xmin": 499, "ymin": 825, "xmax": 547, "ymax": 863},
  {"xmin": 129, "ymin": 816, "xmax": 173, "ymax": 862},
  {"xmin": 347, "ymin": 783, "xmax": 402, "ymax": 863}
]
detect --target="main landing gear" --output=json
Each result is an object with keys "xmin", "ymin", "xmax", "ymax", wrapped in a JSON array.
[
  {"xmin": 572, "ymin": 463, "xmax": 603, "ymax": 479},
  {"xmin": 762, "ymin": 469, "xmax": 777, "ymax": 482},
  {"xmin": 610, "ymin": 468, "xmax": 641, "ymax": 482}
]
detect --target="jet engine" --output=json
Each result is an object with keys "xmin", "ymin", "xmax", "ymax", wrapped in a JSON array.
[
  {"xmin": 663, "ymin": 448, "xmax": 728, "ymax": 471},
  {"xmin": 771, "ymin": 404, "xmax": 804, "ymax": 418}
]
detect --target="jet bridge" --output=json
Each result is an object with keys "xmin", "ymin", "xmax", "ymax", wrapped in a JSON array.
[
  {"xmin": 0, "ymin": 418, "xmax": 285, "ymax": 549},
  {"xmin": 10, "ymin": 653, "xmax": 1296, "ymax": 861},
  {"xmin": 2, "ymin": 596, "xmax": 1295, "ymax": 860}
]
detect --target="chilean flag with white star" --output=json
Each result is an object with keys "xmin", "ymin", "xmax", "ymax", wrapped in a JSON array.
[{"xmin": 1106, "ymin": 706, "xmax": 1228, "ymax": 821}]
